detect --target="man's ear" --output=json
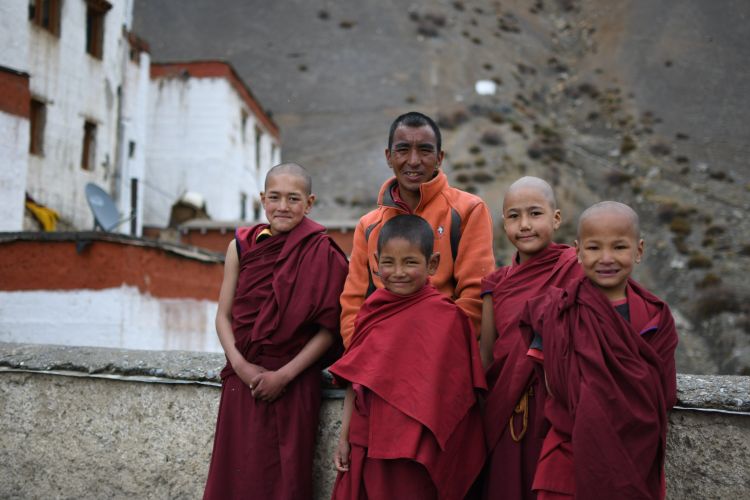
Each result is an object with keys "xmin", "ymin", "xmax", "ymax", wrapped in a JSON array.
[
  {"xmin": 436, "ymin": 150, "xmax": 445, "ymax": 168},
  {"xmin": 385, "ymin": 148, "xmax": 393, "ymax": 169},
  {"xmin": 428, "ymin": 252, "xmax": 440, "ymax": 275}
]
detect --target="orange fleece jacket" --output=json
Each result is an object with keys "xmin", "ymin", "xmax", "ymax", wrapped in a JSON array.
[{"xmin": 339, "ymin": 171, "xmax": 495, "ymax": 347}]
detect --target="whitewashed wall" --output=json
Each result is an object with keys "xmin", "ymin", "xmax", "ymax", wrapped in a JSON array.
[
  {"xmin": 0, "ymin": 2, "xmax": 29, "ymax": 72},
  {"xmin": 0, "ymin": 112, "xmax": 30, "ymax": 231},
  {"xmin": 0, "ymin": 286, "xmax": 221, "ymax": 353},
  {"xmin": 0, "ymin": 2, "xmax": 31, "ymax": 232},
  {"xmin": 145, "ymin": 76, "xmax": 279, "ymax": 226},
  {"xmin": 114, "ymin": 51, "xmax": 150, "ymax": 236},
  {"xmin": 23, "ymin": 0, "xmax": 134, "ymax": 230}
]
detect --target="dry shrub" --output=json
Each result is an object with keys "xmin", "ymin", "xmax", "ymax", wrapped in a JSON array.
[
  {"xmin": 687, "ymin": 252, "xmax": 712, "ymax": 269},
  {"xmin": 620, "ymin": 135, "xmax": 637, "ymax": 155},
  {"xmin": 691, "ymin": 287, "xmax": 741, "ymax": 321},
  {"xmin": 669, "ymin": 217, "xmax": 692, "ymax": 236},
  {"xmin": 472, "ymin": 172, "xmax": 494, "ymax": 183},
  {"xmin": 696, "ymin": 273, "xmax": 722, "ymax": 289},
  {"xmin": 480, "ymin": 130, "xmax": 504, "ymax": 146},
  {"xmin": 606, "ymin": 171, "xmax": 633, "ymax": 187}
]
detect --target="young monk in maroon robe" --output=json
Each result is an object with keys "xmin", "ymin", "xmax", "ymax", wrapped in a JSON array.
[
  {"xmin": 330, "ymin": 214, "xmax": 487, "ymax": 500},
  {"xmin": 479, "ymin": 177, "xmax": 584, "ymax": 500},
  {"xmin": 203, "ymin": 163, "xmax": 349, "ymax": 500},
  {"xmin": 522, "ymin": 201, "xmax": 678, "ymax": 499}
]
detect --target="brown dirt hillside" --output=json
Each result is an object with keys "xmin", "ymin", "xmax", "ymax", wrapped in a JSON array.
[{"xmin": 134, "ymin": 0, "xmax": 750, "ymax": 374}]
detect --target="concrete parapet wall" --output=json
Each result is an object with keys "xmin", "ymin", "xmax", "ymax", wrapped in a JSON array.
[{"xmin": 1, "ymin": 343, "xmax": 748, "ymax": 499}]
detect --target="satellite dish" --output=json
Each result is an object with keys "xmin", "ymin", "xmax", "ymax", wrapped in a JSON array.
[{"xmin": 85, "ymin": 183, "xmax": 132, "ymax": 231}]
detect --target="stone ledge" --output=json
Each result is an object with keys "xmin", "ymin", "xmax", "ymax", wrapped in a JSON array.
[{"xmin": 1, "ymin": 342, "xmax": 748, "ymax": 411}]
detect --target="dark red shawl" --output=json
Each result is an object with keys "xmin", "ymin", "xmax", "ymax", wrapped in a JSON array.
[
  {"xmin": 482, "ymin": 244, "xmax": 583, "ymax": 450},
  {"xmin": 329, "ymin": 284, "xmax": 487, "ymax": 499},
  {"xmin": 221, "ymin": 216, "xmax": 348, "ymax": 378},
  {"xmin": 205, "ymin": 217, "xmax": 349, "ymax": 500},
  {"xmin": 521, "ymin": 278, "xmax": 678, "ymax": 499}
]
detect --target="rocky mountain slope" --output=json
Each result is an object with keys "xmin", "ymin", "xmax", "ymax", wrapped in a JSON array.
[{"xmin": 134, "ymin": 0, "xmax": 750, "ymax": 374}]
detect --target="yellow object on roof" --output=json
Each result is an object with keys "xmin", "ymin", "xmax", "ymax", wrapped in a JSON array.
[{"xmin": 25, "ymin": 200, "xmax": 59, "ymax": 232}]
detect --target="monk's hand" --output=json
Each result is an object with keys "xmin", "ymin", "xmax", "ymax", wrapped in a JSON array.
[
  {"xmin": 250, "ymin": 370, "xmax": 290, "ymax": 402},
  {"xmin": 334, "ymin": 438, "xmax": 350, "ymax": 472},
  {"xmin": 234, "ymin": 359, "xmax": 265, "ymax": 389}
]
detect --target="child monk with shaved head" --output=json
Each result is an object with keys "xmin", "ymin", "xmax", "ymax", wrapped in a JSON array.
[
  {"xmin": 203, "ymin": 163, "xmax": 349, "ymax": 500},
  {"xmin": 480, "ymin": 176, "xmax": 584, "ymax": 500},
  {"xmin": 523, "ymin": 201, "xmax": 678, "ymax": 499},
  {"xmin": 330, "ymin": 214, "xmax": 487, "ymax": 500}
]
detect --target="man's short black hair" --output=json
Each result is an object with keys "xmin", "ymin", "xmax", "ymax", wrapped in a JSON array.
[
  {"xmin": 387, "ymin": 111, "xmax": 442, "ymax": 153},
  {"xmin": 377, "ymin": 214, "xmax": 434, "ymax": 261}
]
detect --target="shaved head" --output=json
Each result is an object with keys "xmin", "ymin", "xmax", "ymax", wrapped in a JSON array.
[
  {"xmin": 265, "ymin": 163, "xmax": 312, "ymax": 195},
  {"xmin": 504, "ymin": 176, "xmax": 557, "ymax": 210},
  {"xmin": 577, "ymin": 201, "xmax": 640, "ymax": 239}
]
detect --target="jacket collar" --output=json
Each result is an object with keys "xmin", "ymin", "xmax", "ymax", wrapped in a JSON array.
[{"xmin": 377, "ymin": 170, "xmax": 448, "ymax": 211}]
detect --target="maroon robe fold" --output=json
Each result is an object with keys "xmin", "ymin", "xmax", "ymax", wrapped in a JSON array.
[
  {"xmin": 520, "ymin": 278, "xmax": 678, "ymax": 500},
  {"xmin": 329, "ymin": 284, "xmax": 487, "ymax": 500},
  {"xmin": 481, "ymin": 244, "xmax": 583, "ymax": 500},
  {"xmin": 204, "ymin": 217, "xmax": 349, "ymax": 500}
]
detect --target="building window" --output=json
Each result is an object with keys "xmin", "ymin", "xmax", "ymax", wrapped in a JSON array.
[
  {"xmin": 241, "ymin": 110, "xmax": 248, "ymax": 143},
  {"xmin": 253, "ymin": 200, "xmax": 261, "ymax": 221},
  {"xmin": 85, "ymin": 0, "xmax": 112, "ymax": 59},
  {"xmin": 271, "ymin": 144, "xmax": 277, "ymax": 165},
  {"xmin": 255, "ymin": 126, "xmax": 262, "ymax": 171},
  {"xmin": 29, "ymin": 0, "xmax": 62, "ymax": 36},
  {"xmin": 29, "ymin": 99, "xmax": 46, "ymax": 156},
  {"xmin": 240, "ymin": 192, "xmax": 247, "ymax": 220},
  {"xmin": 81, "ymin": 120, "xmax": 97, "ymax": 170}
]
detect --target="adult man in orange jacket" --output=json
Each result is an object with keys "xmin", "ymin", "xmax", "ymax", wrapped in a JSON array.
[{"xmin": 339, "ymin": 111, "xmax": 495, "ymax": 347}]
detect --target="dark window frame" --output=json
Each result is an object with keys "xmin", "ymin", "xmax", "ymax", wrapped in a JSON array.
[
  {"xmin": 81, "ymin": 120, "xmax": 97, "ymax": 170},
  {"xmin": 29, "ymin": 0, "xmax": 62, "ymax": 37},
  {"xmin": 29, "ymin": 98, "xmax": 46, "ymax": 156},
  {"xmin": 255, "ymin": 126, "xmax": 262, "ymax": 171},
  {"xmin": 85, "ymin": 0, "xmax": 112, "ymax": 59}
]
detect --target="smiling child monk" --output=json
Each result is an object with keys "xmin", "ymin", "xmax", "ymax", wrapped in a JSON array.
[
  {"xmin": 330, "ymin": 214, "xmax": 487, "ymax": 500},
  {"xmin": 203, "ymin": 163, "xmax": 349, "ymax": 500},
  {"xmin": 479, "ymin": 177, "xmax": 583, "ymax": 500},
  {"xmin": 523, "ymin": 201, "xmax": 678, "ymax": 499}
]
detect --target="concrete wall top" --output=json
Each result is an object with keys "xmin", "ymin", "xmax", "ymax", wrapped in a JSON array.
[{"xmin": 1, "ymin": 342, "xmax": 748, "ymax": 413}]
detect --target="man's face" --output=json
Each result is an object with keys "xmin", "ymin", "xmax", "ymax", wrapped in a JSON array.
[
  {"xmin": 260, "ymin": 173, "xmax": 314, "ymax": 234},
  {"xmin": 385, "ymin": 125, "xmax": 444, "ymax": 197}
]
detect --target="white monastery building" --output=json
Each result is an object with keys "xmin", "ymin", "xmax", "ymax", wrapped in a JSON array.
[{"xmin": 0, "ymin": 0, "xmax": 280, "ymax": 236}]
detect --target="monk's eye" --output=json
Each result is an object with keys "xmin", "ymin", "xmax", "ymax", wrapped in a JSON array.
[
  {"xmin": 506, "ymin": 213, "xmax": 518, "ymax": 219},
  {"xmin": 586, "ymin": 245, "xmax": 598, "ymax": 251},
  {"xmin": 531, "ymin": 211, "xmax": 543, "ymax": 217}
]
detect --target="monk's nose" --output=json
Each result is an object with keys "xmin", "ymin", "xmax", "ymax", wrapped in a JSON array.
[{"xmin": 600, "ymin": 249, "xmax": 615, "ymax": 263}]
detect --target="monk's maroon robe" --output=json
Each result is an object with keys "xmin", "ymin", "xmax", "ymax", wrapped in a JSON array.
[
  {"xmin": 521, "ymin": 279, "xmax": 678, "ymax": 500},
  {"xmin": 203, "ymin": 217, "xmax": 348, "ymax": 500},
  {"xmin": 481, "ymin": 244, "xmax": 583, "ymax": 500},
  {"xmin": 329, "ymin": 284, "xmax": 487, "ymax": 500}
]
